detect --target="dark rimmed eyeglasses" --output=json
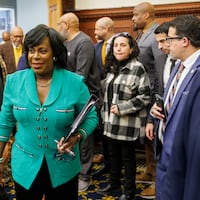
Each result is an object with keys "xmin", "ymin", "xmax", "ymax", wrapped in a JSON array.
[{"xmin": 166, "ymin": 36, "xmax": 183, "ymax": 43}]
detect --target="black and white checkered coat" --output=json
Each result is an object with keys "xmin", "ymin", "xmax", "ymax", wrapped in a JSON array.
[{"xmin": 101, "ymin": 59, "xmax": 151, "ymax": 141}]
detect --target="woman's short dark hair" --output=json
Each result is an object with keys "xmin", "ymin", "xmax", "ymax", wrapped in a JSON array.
[
  {"xmin": 104, "ymin": 32, "xmax": 140, "ymax": 72},
  {"xmin": 24, "ymin": 24, "xmax": 68, "ymax": 68}
]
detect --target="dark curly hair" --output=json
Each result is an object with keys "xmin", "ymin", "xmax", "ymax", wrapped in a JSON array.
[
  {"xmin": 104, "ymin": 32, "xmax": 139, "ymax": 73},
  {"xmin": 24, "ymin": 24, "xmax": 68, "ymax": 68}
]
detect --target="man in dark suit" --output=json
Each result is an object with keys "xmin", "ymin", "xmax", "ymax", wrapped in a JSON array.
[
  {"xmin": 145, "ymin": 21, "xmax": 176, "ymax": 139},
  {"xmin": 153, "ymin": 22, "xmax": 176, "ymax": 94},
  {"xmin": 132, "ymin": 2, "xmax": 166, "ymax": 198},
  {"xmin": 94, "ymin": 17, "xmax": 115, "ymax": 79},
  {"xmin": 150, "ymin": 15, "xmax": 200, "ymax": 200},
  {"xmin": 162, "ymin": 68, "xmax": 200, "ymax": 200},
  {"xmin": 92, "ymin": 17, "xmax": 115, "ymax": 177},
  {"xmin": 0, "ymin": 26, "xmax": 24, "ymax": 74},
  {"xmin": 145, "ymin": 21, "xmax": 178, "ymax": 199}
]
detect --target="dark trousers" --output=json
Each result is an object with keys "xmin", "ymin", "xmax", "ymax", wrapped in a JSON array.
[
  {"xmin": 14, "ymin": 158, "xmax": 78, "ymax": 200},
  {"xmin": 79, "ymin": 134, "xmax": 94, "ymax": 181},
  {"xmin": 108, "ymin": 138, "xmax": 136, "ymax": 197},
  {"xmin": 102, "ymin": 135, "xmax": 110, "ymax": 167},
  {"xmin": 145, "ymin": 139, "xmax": 156, "ymax": 181}
]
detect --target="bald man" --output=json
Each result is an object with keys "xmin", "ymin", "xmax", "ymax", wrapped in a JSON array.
[
  {"xmin": 94, "ymin": 17, "xmax": 115, "ymax": 79},
  {"xmin": 132, "ymin": 2, "xmax": 165, "ymax": 199},
  {"xmin": 58, "ymin": 12, "xmax": 100, "ymax": 94},
  {"xmin": 91, "ymin": 17, "xmax": 115, "ymax": 177},
  {"xmin": 94, "ymin": 17, "xmax": 115, "ymax": 42},
  {"xmin": 58, "ymin": 12, "xmax": 100, "ymax": 192},
  {"xmin": 0, "ymin": 26, "xmax": 24, "ymax": 73},
  {"xmin": 1, "ymin": 31, "xmax": 10, "ymax": 43}
]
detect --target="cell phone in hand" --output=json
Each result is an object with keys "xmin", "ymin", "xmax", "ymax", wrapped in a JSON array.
[{"xmin": 155, "ymin": 94, "xmax": 166, "ymax": 117}]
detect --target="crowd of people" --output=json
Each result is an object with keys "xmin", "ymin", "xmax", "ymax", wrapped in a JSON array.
[{"xmin": 0, "ymin": 1, "xmax": 200, "ymax": 200}]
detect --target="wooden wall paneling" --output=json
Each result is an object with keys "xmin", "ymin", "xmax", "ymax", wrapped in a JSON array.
[
  {"xmin": 74, "ymin": 7, "xmax": 134, "ymax": 42},
  {"xmin": 48, "ymin": 0, "xmax": 76, "ymax": 29},
  {"xmin": 69, "ymin": 2, "xmax": 200, "ymax": 43},
  {"xmin": 62, "ymin": 0, "xmax": 75, "ymax": 12},
  {"xmin": 48, "ymin": 0, "xmax": 63, "ymax": 29}
]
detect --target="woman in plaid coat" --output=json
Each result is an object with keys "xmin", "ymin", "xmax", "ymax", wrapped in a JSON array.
[{"xmin": 98, "ymin": 33, "xmax": 151, "ymax": 200}]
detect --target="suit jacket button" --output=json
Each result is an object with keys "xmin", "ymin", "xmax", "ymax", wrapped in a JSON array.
[
  {"xmin": 37, "ymin": 135, "xmax": 42, "ymax": 139},
  {"xmin": 44, "ymin": 135, "xmax": 48, "ymax": 139}
]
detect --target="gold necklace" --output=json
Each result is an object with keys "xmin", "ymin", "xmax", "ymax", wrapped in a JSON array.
[{"xmin": 37, "ymin": 79, "xmax": 52, "ymax": 87}]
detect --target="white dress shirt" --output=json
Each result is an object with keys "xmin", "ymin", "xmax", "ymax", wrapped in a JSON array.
[{"xmin": 158, "ymin": 49, "xmax": 200, "ymax": 143}]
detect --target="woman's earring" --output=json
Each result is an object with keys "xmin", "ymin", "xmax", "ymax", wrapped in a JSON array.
[{"xmin": 53, "ymin": 57, "xmax": 57, "ymax": 62}]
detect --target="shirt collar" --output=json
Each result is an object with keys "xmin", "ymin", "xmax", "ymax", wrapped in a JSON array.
[{"xmin": 182, "ymin": 49, "xmax": 200, "ymax": 69}]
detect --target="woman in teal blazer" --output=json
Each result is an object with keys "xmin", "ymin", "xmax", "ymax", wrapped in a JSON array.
[{"xmin": 0, "ymin": 24, "xmax": 98, "ymax": 200}]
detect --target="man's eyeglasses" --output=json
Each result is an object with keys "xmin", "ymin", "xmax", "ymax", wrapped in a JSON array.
[
  {"xmin": 166, "ymin": 36, "xmax": 183, "ymax": 43},
  {"xmin": 12, "ymin": 35, "xmax": 23, "ymax": 39},
  {"xmin": 57, "ymin": 21, "xmax": 66, "ymax": 26}
]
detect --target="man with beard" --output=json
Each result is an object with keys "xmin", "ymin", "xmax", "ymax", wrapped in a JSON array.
[
  {"xmin": 92, "ymin": 17, "xmax": 115, "ymax": 176},
  {"xmin": 132, "ymin": 2, "xmax": 165, "ymax": 199},
  {"xmin": 57, "ymin": 12, "xmax": 100, "ymax": 192},
  {"xmin": 0, "ymin": 26, "xmax": 24, "ymax": 74},
  {"xmin": 94, "ymin": 17, "xmax": 115, "ymax": 79}
]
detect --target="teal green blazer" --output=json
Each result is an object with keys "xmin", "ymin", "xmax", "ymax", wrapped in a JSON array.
[{"xmin": 0, "ymin": 67, "xmax": 98, "ymax": 189}]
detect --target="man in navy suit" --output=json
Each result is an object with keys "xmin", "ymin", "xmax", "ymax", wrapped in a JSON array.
[
  {"xmin": 94, "ymin": 17, "xmax": 115, "ymax": 80},
  {"xmin": 92, "ymin": 17, "xmax": 115, "ymax": 177},
  {"xmin": 150, "ymin": 15, "xmax": 200, "ymax": 200}
]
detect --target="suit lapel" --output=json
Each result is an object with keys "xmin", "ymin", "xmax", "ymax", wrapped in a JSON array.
[
  {"xmin": 163, "ymin": 62, "xmax": 180, "ymax": 100},
  {"xmin": 155, "ymin": 57, "xmax": 200, "ymax": 158},
  {"xmin": 25, "ymin": 67, "xmax": 62, "ymax": 106},
  {"xmin": 159, "ymin": 55, "xmax": 167, "ymax": 95},
  {"xmin": 138, "ymin": 23, "xmax": 158, "ymax": 43},
  {"xmin": 25, "ymin": 69, "xmax": 39, "ymax": 105},
  {"xmin": 166, "ymin": 56, "xmax": 200, "ymax": 124},
  {"xmin": 44, "ymin": 67, "xmax": 63, "ymax": 106},
  {"xmin": 95, "ymin": 41, "xmax": 104, "ymax": 67}
]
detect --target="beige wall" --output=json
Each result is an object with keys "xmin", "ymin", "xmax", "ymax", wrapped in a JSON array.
[{"xmin": 75, "ymin": 0, "xmax": 199, "ymax": 10}]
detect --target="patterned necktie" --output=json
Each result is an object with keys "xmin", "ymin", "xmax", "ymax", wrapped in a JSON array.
[
  {"xmin": 160, "ymin": 63, "xmax": 185, "ymax": 139},
  {"xmin": 165, "ymin": 63, "xmax": 185, "ymax": 115}
]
